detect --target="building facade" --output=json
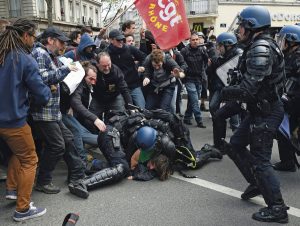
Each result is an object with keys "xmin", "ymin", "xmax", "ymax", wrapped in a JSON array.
[
  {"xmin": 0, "ymin": 0, "xmax": 102, "ymax": 33},
  {"xmin": 185, "ymin": 0, "xmax": 300, "ymax": 36}
]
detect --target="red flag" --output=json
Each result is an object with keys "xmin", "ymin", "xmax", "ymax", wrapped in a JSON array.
[{"xmin": 134, "ymin": 0, "xmax": 190, "ymax": 50}]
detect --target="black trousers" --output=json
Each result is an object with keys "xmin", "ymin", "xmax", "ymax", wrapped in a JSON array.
[
  {"xmin": 212, "ymin": 101, "xmax": 243, "ymax": 148},
  {"xmin": 35, "ymin": 120, "xmax": 85, "ymax": 185}
]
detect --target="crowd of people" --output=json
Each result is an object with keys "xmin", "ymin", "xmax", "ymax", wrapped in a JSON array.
[{"xmin": 0, "ymin": 5, "xmax": 300, "ymax": 224}]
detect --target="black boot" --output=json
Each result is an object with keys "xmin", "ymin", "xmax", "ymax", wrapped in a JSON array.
[
  {"xmin": 273, "ymin": 161, "xmax": 296, "ymax": 172},
  {"xmin": 252, "ymin": 204, "xmax": 289, "ymax": 223},
  {"xmin": 68, "ymin": 164, "xmax": 125, "ymax": 198},
  {"xmin": 241, "ymin": 184, "xmax": 261, "ymax": 200},
  {"xmin": 68, "ymin": 181, "xmax": 89, "ymax": 199},
  {"xmin": 201, "ymin": 144, "xmax": 223, "ymax": 160},
  {"xmin": 196, "ymin": 121, "xmax": 206, "ymax": 128}
]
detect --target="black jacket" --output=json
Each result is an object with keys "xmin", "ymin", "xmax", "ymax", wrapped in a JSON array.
[
  {"xmin": 92, "ymin": 64, "xmax": 133, "ymax": 106},
  {"xmin": 107, "ymin": 44, "xmax": 146, "ymax": 89},
  {"xmin": 180, "ymin": 44, "xmax": 208, "ymax": 82},
  {"xmin": 70, "ymin": 81, "xmax": 98, "ymax": 124},
  {"xmin": 143, "ymin": 54, "xmax": 180, "ymax": 88}
]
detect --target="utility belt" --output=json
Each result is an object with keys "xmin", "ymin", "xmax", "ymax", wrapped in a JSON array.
[{"xmin": 153, "ymin": 77, "xmax": 176, "ymax": 94}]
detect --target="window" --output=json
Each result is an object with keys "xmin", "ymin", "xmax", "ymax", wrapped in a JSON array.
[
  {"xmin": 83, "ymin": 5, "xmax": 87, "ymax": 16},
  {"xmin": 9, "ymin": 0, "xmax": 22, "ymax": 17},
  {"xmin": 89, "ymin": 7, "xmax": 93, "ymax": 18},
  {"xmin": 76, "ymin": 3, "xmax": 80, "ymax": 23},
  {"xmin": 37, "ymin": 0, "xmax": 45, "ymax": 18},
  {"xmin": 89, "ymin": 7, "xmax": 93, "ymax": 25},
  {"xmin": 60, "ymin": 0, "xmax": 65, "ymax": 21},
  {"xmin": 69, "ymin": 0, "xmax": 74, "ymax": 22},
  {"xmin": 83, "ymin": 5, "xmax": 87, "ymax": 24}
]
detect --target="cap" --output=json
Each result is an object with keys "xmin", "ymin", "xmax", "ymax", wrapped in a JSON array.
[
  {"xmin": 41, "ymin": 27, "xmax": 70, "ymax": 42},
  {"xmin": 109, "ymin": 29, "xmax": 125, "ymax": 40},
  {"xmin": 197, "ymin": 32, "xmax": 205, "ymax": 38}
]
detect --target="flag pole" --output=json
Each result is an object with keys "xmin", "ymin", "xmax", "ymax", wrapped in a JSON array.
[{"xmin": 104, "ymin": 2, "xmax": 136, "ymax": 28}]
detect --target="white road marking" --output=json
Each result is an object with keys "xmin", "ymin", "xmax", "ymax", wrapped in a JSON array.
[{"xmin": 172, "ymin": 174, "xmax": 300, "ymax": 218}]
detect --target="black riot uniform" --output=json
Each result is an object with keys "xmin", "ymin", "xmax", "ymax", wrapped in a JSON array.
[
  {"xmin": 221, "ymin": 5, "xmax": 289, "ymax": 223},
  {"xmin": 209, "ymin": 32, "xmax": 244, "ymax": 149},
  {"xmin": 274, "ymin": 45, "xmax": 300, "ymax": 171},
  {"xmin": 68, "ymin": 107, "xmax": 223, "ymax": 196}
]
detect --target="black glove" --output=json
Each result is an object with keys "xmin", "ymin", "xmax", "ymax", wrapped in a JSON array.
[{"xmin": 221, "ymin": 86, "xmax": 252, "ymax": 102}]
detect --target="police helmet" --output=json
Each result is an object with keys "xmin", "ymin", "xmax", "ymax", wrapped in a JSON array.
[
  {"xmin": 238, "ymin": 5, "xmax": 271, "ymax": 30},
  {"xmin": 216, "ymin": 32, "xmax": 237, "ymax": 46},
  {"xmin": 279, "ymin": 25, "xmax": 300, "ymax": 43},
  {"xmin": 135, "ymin": 126, "xmax": 157, "ymax": 151}
]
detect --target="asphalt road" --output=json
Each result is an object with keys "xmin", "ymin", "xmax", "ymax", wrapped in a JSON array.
[{"xmin": 1, "ymin": 110, "xmax": 300, "ymax": 226}]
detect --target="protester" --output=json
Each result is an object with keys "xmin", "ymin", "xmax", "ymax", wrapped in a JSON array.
[
  {"xmin": 31, "ymin": 27, "xmax": 87, "ymax": 196},
  {"xmin": 143, "ymin": 49, "xmax": 183, "ymax": 112},
  {"xmin": 65, "ymin": 30, "xmax": 81, "ymax": 53},
  {"xmin": 0, "ymin": 18, "xmax": 50, "ymax": 222},
  {"xmin": 181, "ymin": 32, "xmax": 208, "ymax": 128},
  {"xmin": 88, "ymin": 52, "xmax": 133, "ymax": 129},
  {"xmin": 107, "ymin": 29, "xmax": 146, "ymax": 108}
]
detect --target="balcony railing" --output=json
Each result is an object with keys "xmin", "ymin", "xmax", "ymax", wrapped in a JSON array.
[{"xmin": 184, "ymin": 0, "xmax": 218, "ymax": 15}]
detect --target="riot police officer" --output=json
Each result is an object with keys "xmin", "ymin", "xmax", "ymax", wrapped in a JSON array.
[
  {"xmin": 273, "ymin": 25, "xmax": 300, "ymax": 172},
  {"xmin": 209, "ymin": 32, "xmax": 243, "ymax": 149},
  {"xmin": 221, "ymin": 6, "xmax": 288, "ymax": 223}
]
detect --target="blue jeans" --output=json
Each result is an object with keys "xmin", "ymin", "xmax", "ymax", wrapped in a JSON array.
[
  {"xmin": 146, "ymin": 86, "xmax": 175, "ymax": 112},
  {"xmin": 63, "ymin": 115, "xmax": 98, "ymax": 146},
  {"xmin": 170, "ymin": 85, "xmax": 178, "ymax": 114},
  {"xmin": 130, "ymin": 87, "xmax": 145, "ymax": 109},
  {"xmin": 62, "ymin": 114, "xmax": 88, "ymax": 163},
  {"xmin": 184, "ymin": 81, "xmax": 202, "ymax": 123}
]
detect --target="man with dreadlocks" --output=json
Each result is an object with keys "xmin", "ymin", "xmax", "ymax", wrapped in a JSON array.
[{"xmin": 0, "ymin": 18, "xmax": 50, "ymax": 221}]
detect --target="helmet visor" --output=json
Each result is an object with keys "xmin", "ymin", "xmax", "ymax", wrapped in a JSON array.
[
  {"xmin": 228, "ymin": 14, "xmax": 240, "ymax": 35},
  {"xmin": 275, "ymin": 33, "xmax": 286, "ymax": 50}
]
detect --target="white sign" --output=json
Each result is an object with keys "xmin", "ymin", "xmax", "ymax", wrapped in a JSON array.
[{"xmin": 272, "ymin": 13, "xmax": 300, "ymax": 22}]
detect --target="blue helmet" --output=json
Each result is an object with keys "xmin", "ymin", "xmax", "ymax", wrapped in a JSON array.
[
  {"xmin": 238, "ymin": 5, "xmax": 271, "ymax": 30},
  {"xmin": 279, "ymin": 25, "xmax": 300, "ymax": 43},
  {"xmin": 135, "ymin": 126, "xmax": 157, "ymax": 151},
  {"xmin": 216, "ymin": 32, "xmax": 237, "ymax": 46}
]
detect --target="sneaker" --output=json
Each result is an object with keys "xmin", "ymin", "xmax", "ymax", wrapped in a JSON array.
[
  {"xmin": 183, "ymin": 120, "xmax": 192, "ymax": 125},
  {"xmin": 241, "ymin": 184, "xmax": 261, "ymax": 200},
  {"xmin": 35, "ymin": 182, "xmax": 61, "ymax": 194},
  {"xmin": 252, "ymin": 205, "xmax": 289, "ymax": 223},
  {"xmin": 196, "ymin": 122, "xmax": 206, "ymax": 128},
  {"xmin": 13, "ymin": 202, "xmax": 46, "ymax": 222},
  {"xmin": 6, "ymin": 190, "xmax": 17, "ymax": 200},
  {"xmin": 273, "ymin": 161, "xmax": 296, "ymax": 172}
]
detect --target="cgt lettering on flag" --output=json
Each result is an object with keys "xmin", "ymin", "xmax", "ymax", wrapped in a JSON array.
[
  {"xmin": 148, "ymin": 1, "xmax": 182, "ymax": 33},
  {"xmin": 135, "ymin": 0, "xmax": 190, "ymax": 49}
]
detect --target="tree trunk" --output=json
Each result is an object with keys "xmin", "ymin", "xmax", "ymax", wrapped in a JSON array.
[{"xmin": 45, "ymin": 0, "xmax": 53, "ymax": 26}]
